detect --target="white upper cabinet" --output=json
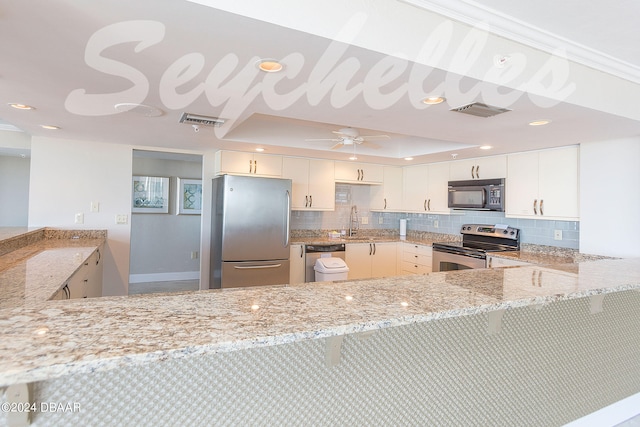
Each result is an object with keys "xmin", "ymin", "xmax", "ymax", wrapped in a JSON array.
[
  {"xmin": 402, "ymin": 162, "xmax": 450, "ymax": 214},
  {"xmin": 449, "ymin": 155, "xmax": 507, "ymax": 181},
  {"xmin": 371, "ymin": 166, "xmax": 403, "ymax": 211},
  {"xmin": 215, "ymin": 151, "xmax": 283, "ymax": 177},
  {"xmin": 282, "ymin": 157, "xmax": 335, "ymax": 211},
  {"xmin": 334, "ymin": 161, "xmax": 383, "ymax": 184},
  {"xmin": 506, "ymin": 146, "xmax": 579, "ymax": 220}
]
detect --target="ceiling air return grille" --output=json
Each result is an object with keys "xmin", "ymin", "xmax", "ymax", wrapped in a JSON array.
[
  {"xmin": 179, "ymin": 112, "xmax": 226, "ymax": 127},
  {"xmin": 451, "ymin": 102, "xmax": 511, "ymax": 118}
]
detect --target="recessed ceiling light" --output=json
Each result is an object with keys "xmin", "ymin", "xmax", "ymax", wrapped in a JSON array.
[
  {"xmin": 256, "ymin": 59, "xmax": 283, "ymax": 73},
  {"xmin": 41, "ymin": 125, "xmax": 60, "ymax": 130},
  {"xmin": 404, "ymin": 157, "xmax": 414, "ymax": 161},
  {"xmin": 529, "ymin": 120, "xmax": 551, "ymax": 126},
  {"xmin": 9, "ymin": 103, "xmax": 35, "ymax": 110},
  {"xmin": 422, "ymin": 96, "xmax": 446, "ymax": 105},
  {"xmin": 479, "ymin": 145, "xmax": 492, "ymax": 150},
  {"xmin": 255, "ymin": 148, "xmax": 265, "ymax": 152}
]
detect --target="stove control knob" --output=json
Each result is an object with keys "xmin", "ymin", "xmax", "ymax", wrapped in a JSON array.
[
  {"xmin": 503, "ymin": 230, "xmax": 508, "ymax": 234},
  {"xmin": 510, "ymin": 231, "xmax": 515, "ymax": 235}
]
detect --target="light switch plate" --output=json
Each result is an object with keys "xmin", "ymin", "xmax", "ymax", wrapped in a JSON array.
[
  {"xmin": 90, "ymin": 201, "xmax": 100, "ymax": 212},
  {"xmin": 554, "ymin": 230, "xmax": 563, "ymax": 240},
  {"xmin": 74, "ymin": 213, "xmax": 84, "ymax": 224},
  {"xmin": 361, "ymin": 216, "xmax": 369, "ymax": 225}
]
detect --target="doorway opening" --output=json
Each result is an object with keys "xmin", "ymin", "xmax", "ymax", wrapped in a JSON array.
[{"xmin": 128, "ymin": 150, "xmax": 203, "ymax": 295}]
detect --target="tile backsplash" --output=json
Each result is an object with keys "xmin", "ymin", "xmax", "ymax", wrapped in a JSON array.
[{"xmin": 290, "ymin": 184, "xmax": 579, "ymax": 249}]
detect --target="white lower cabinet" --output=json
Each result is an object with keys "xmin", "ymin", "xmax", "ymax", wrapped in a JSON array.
[
  {"xmin": 289, "ymin": 244, "xmax": 305, "ymax": 284},
  {"xmin": 54, "ymin": 245, "xmax": 104, "ymax": 300},
  {"xmin": 401, "ymin": 242, "xmax": 432, "ymax": 274},
  {"xmin": 345, "ymin": 242, "xmax": 397, "ymax": 280}
]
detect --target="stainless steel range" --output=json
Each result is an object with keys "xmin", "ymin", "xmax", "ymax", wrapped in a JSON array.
[{"xmin": 432, "ymin": 224, "xmax": 520, "ymax": 272}]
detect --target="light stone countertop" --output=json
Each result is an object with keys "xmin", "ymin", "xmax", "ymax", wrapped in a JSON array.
[
  {"xmin": 1, "ymin": 256, "xmax": 640, "ymax": 387},
  {"xmin": 0, "ymin": 229, "xmax": 106, "ymax": 309}
]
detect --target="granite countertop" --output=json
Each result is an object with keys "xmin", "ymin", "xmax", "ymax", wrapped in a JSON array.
[
  {"xmin": 1, "ymin": 256, "xmax": 639, "ymax": 387},
  {"xmin": 0, "ymin": 229, "xmax": 106, "ymax": 309}
]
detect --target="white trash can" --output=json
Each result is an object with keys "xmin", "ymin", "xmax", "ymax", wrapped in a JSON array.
[{"xmin": 314, "ymin": 257, "xmax": 349, "ymax": 282}]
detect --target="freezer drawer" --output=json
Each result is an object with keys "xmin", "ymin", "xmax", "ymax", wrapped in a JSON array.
[{"xmin": 221, "ymin": 260, "xmax": 290, "ymax": 288}]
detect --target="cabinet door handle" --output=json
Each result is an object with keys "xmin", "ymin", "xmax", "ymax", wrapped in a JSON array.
[
  {"xmin": 488, "ymin": 257, "xmax": 492, "ymax": 268},
  {"xmin": 300, "ymin": 246, "xmax": 304, "ymax": 258},
  {"xmin": 305, "ymin": 195, "xmax": 308, "ymax": 207},
  {"xmin": 383, "ymin": 198, "xmax": 387, "ymax": 209},
  {"xmin": 373, "ymin": 243, "xmax": 376, "ymax": 255},
  {"xmin": 309, "ymin": 195, "xmax": 312, "ymax": 207},
  {"xmin": 533, "ymin": 199, "xmax": 538, "ymax": 215},
  {"xmin": 470, "ymin": 165, "xmax": 475, "ymax": 179},
  {"xmin": 424, "ymin": 199, "xmax": 427, "ymax": 211},
  {"xmin": 475, "ymin": 165, "xmax": 480, "ymax": 179},
  {"xmin": 539, "ymin": 199, "xmax": 544, "ymax": 216},
  {"xmin": 427, "ymin": 199, "xmax": 431, "ymax": 211},
  {"xmin": 249, "ymin": 160, "xmax": 253, "ymax": 173},
  {"xmin": 361, "ymin": 169, "xmax": 364, "ymax": 181},
  {"xmin": 254, "ymin": 160, "xmax": 257, "ymax": 174},
  {"xmin": 369, "ymin": 243, "xmax": 372, "ymax": 256}
]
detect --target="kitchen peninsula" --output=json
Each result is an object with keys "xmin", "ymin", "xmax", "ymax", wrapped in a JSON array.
[{"xmin": 1, "ymin": 226, "xmax": 640, "ymax": 426}]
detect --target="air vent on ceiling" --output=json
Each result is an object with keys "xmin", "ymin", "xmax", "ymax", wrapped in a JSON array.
[
  {"xmin": 450, "ymin": 102, "xmax": 511, "ymax": 118},
  {"xmin": 179, "ymin": 112, "xmax": 226, "ymax": 127}
]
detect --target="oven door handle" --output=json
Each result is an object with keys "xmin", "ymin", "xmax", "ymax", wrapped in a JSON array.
[{"xmin": 433, "ymin": 246, "xmax": 485, "ymax": 259}]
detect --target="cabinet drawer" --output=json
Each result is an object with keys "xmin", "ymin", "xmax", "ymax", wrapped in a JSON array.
[
  {"xmin": 401, "ymin": 261, "xmax": 431, "ymax": 274},
  {"xmin": 403, "ymin": 243, "xmax": 432, "ymax": 256},
  {"xmin": 402, "ymin": 252, "xmax": 431, "ymax": 266}
]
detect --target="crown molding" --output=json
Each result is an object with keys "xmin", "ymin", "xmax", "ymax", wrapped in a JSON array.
[{"xmin": 401, "ymin": 0, "xmax": 640, "ymax": 84}]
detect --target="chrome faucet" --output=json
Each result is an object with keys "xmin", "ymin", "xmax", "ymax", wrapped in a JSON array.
[{"xmin": 349, "ymin": 205, "xmax": 359, "ymax": 237}]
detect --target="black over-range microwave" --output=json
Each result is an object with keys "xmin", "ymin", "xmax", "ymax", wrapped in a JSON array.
[{"xmin": 447, "ymin": 178, "xmax": 505, "ymax": 211}]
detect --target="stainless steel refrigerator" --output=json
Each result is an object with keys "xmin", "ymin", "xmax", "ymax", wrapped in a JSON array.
[{"xmin": 210, "ymin": 175, "xmax": 291, "ymax": 288}]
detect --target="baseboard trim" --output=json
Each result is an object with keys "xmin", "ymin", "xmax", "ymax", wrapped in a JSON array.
[
  {"xmin": 563, "ymin": 391, "xmax": 640, "ymax": 427},
  {"xmin": 129, "ymin": 271, "xmax": 200, "ymax": 284}
]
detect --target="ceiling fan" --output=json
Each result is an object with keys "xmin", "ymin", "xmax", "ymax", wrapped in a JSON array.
[{"xmin": 305, "ymin": 127, "xmax": 389, "ymax": 150}]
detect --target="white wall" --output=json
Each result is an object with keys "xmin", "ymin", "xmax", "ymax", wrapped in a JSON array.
[
  {"xmin": 28, "ymin": 137, "xmax": 133, "ymax": 296},
  {"xmin": 580, "ymin": 137, "xmax": 640, "ymax": 257},
  {"xmin": 0, "ymin": 155, "xmax": 30, "ymax": 226}
]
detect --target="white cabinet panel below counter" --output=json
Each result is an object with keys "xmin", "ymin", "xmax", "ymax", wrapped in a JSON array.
[{"xmin": 345, "ymin": 242, "xmax": 397, "ymax": 280}]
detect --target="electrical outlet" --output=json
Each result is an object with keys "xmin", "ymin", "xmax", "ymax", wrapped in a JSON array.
[
  {"xmin": 74, "ymin": 212, "xmax": 84, "ymax": 224},
  {"xmin": 554, "ymin": 230, "xmax": 563, "ymax": 240},
  {"xmin": 90, "ymin": 201, "xmax": 100, "ymax": 212},
  {"xmin": 433, "ymin": 220, "xmax": 439, "ymax": 228},
  {"xmin": 115, "ymin": 214, "xmax": 128, "ymax": 224},
  {"xmin": 191, "ymin": 251, "xmax": 199, "ymax": 260},
  {"xmin": 378, "ymin": 216, "xmax": 384, "ymax": 224},
  {"xmin": 361, "ymin": 216, "xmax": 369, "ymax": 225}
]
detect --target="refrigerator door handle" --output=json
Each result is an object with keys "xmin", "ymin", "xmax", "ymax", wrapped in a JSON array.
[
  {"xmin": 233, "ymin": 264, "xmax": 283, "ymax": 270},
  {"xmin": 285, "ymin": 190, "xmax": 291, "ymax": 247}
]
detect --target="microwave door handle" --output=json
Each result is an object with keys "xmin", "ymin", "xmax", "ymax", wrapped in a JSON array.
[{"xmin": 482, "ymin": 188, "xmax": 487, "ymax": 207}]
